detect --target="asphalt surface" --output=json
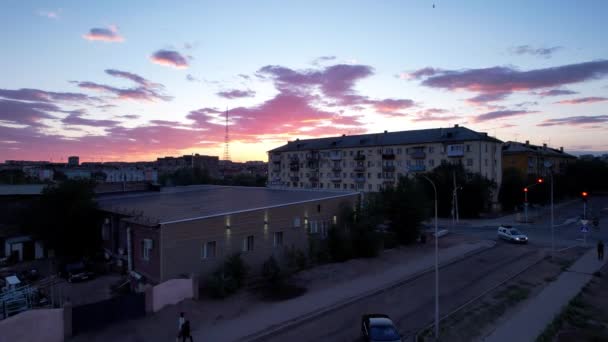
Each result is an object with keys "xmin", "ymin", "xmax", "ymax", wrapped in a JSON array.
[
  {"xmin": 450, "ymin": 196, "xmax": 608, "ymax": 249},
  {"xmin": 261, "ymin": 243, "xmax": 543, "ymax": 342}
]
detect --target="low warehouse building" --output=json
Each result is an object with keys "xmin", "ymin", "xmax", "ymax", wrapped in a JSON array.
[{"xmin": 98, "ymin": 185, "xmax": 358, "ymax": 284}]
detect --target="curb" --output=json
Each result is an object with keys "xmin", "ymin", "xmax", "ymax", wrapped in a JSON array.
[{"xmin": 242, "ymin": 241, "xmax": 496, "ymax": 342}]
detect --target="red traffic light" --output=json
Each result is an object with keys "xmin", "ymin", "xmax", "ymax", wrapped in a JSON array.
[
  {"xmin": 523, "ymin": 187, "xmax": 528, "ymax": 192},
  {"xmin": 537, "ymin": 178, "xmax": 544, "ymax": 184},
  {"xmin": 582, "ymin": 191, "xmax": 588, "ymax": 197}
]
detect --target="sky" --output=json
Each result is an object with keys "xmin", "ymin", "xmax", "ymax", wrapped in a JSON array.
[{"xmin": 1, "ymin": 0, "xmax": 607, "ymax": 163}]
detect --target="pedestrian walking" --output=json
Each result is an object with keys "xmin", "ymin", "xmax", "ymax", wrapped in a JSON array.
[
  {"xmin": 176, "ymin": 312, "xmax": 185, "ymax": 342},
  {"xmin": 181, "ymin": 320, "xmax": 193, "ymax": 342},
  {"xmin": 598, "ymin": 240, "xmax": 604, "ymax": 260}
]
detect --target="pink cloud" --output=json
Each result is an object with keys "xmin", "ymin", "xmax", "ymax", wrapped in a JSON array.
[
  {"xmin": 83, "ymin": 26, "xmax": 124, "ymax": 42},
  {"xmin": 536, "ymin": 89, "xmax": 578, "ymax": 97},
  {"xmin": 74, "ymin": 69, "xmax": 170, "ymax": 102},
  {"xmin": 556, "ymin": 97, "xmax": 608, "ymax": 105},
  {"xmin": 372, "ymin": 98, "xmax": 415, "ymax": 114},
  {"xmin": 412, "ymin": 108, "xmax": 461, "ymax": 122},
  {"xmin": 150, "ymin": 50, "xmax": 189, "ymax": 69},
  {"xmin": 0, "ymin": 88, "xmax": 94, "ymax": 103},
  {"xmin": 474, "ymin": 109, "xmax": 538, "ymax": 122},
  {"xmin": 537, "ymin": 115, "xmax": 608, "ymax": 127}
]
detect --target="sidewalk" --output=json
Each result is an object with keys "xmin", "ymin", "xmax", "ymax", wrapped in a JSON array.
[
  {"xmin": 196, "ymin": 240, "xmax": 494, "ymax": 342},
  {"xmin": 482, "ymin": 247, "xmax": 607, "ymax": 342}
]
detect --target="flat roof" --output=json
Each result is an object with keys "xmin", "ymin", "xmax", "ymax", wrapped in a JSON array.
[
  {"xmin": 97, "ymin": 185, "xmax": 357, "ymax": 225},
  {"xmin": 0, "ymin": 184, "xmax": 46, "ymax": 196}
]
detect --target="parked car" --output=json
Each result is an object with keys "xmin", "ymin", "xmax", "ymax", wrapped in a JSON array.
[
  {"xmin": 62, "ymin": 262, "xmax": 96, "ymax": 283},
  {"xmin": 361, "ymin": 314, "xmax": 402, "ymax": 342},
  {"xmin": 497, "ymin": 225, "xmax": 528, "ymax": 243}
]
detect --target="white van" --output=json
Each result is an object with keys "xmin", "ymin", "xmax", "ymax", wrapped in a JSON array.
[{"xmin": 497, "ymin": 225, "xmax": 528, "ymax": 243}]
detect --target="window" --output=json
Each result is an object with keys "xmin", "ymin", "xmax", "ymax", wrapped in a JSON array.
[
  {"xmin": 243, "ymin": 235, "xmax": 254, "ymax": 252},
  {"xmin": 202, "ymin": 241, "xmax": 216, "ymax": 259},
  {"xmin": 397, "ymin": 161, "xmax": 402, "ymax": 166},
  {"xmin": 429, "ymin": 146, "xmax": 434, "ymax": 153},
  {"xmin": 350, "ymin": 151, "xmax": 353, "ymax": 156},
  {"xmin": 397, "ymin": 148, "xmax": 402, "ymax": 154},
  {"xmin": 485, "ymin": 159, "xmax": 488, "ymax": 166},
  {"xmin": 467, "ymin": 158, "xmax": 473, "ymax": 166},
  {"xmin": 310, "ymin": 221, "xmax": 318, "ymax": 234},
  {"xmin": 317, "ymin": 204, "xmax": 321, "ymax": 213},
  {"xmin": 377, "ymin": 172, "xmax": 381, "ymax": 178},
  {"xmin": 429, "ymin": 159, "xmax": 435, "ymax": 167},
  {"xmin": 466, "ymin": 144, "xmax": 471, "ymax": 152},
  {"xmin": 333, "ymin": 215, "xmax": 337, "ymax": 225},
  {"xmin": 485, "ymin": 144, "xmax": 488, "ymax": 153},
  {"xmin": 273, "ymin": 232, "xmax": 283, "ymax": 247},
  {"xmin": 368, "ymin": 172, "xmax": 372, "ymax": 178},
  {"xmin": 368, "ymin": 184, "xmax": 372, "ymax": 190},
  {"xmin": 350, "ymin": 184, "xmax": 355, "ymax": 189},
  {"xmin": 293, "ymin": 217, "xmax": 301, "ymax": 228},
  {"xmin": 141, "ymin": 238, "xmax": 153, "ymax": 261},
  {"xmin": 343, "ymin": 183, "xmax": 347, "ymax": 189}
]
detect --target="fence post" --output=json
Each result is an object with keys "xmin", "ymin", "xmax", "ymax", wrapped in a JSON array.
[
  {"xmin": 63, "ymin": 299, "xmax": 72, "ymax": 339},
  {"xmin": 144, "ymin": 284, "xmax": 154, "ymax": 314},
  {"xmin": 190, "ymin": 273, "xmax": 199, "ymax": 300}
]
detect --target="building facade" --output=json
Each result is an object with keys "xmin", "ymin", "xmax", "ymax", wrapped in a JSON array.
[
  {"xmin": 267, "ymin": 125, "xmax": 503, "ymax": 192},
  {"xmin": 502, "ymin": 141, "xmax": 577, "ymax": 177},
  {"xmin": 155, "ymin": 154, "xmax": 220, "ymax": 178},
  {"xmin": 98, "ymin": 185, "xmax": 358, "ymax": 284}
]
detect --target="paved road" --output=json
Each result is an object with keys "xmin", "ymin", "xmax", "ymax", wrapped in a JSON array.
[
  {"xmin": 450, "ymin": 196, "xmax": 608, "ymax": 249},
  {"xmin": 260, "ymin": 244, "xmax": 543, "ymax": 342}
]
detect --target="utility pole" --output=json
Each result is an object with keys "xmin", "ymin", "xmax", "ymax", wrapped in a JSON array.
[{"xmin": 420, "ymin": 175, "xmax": 439, "ymax": 339}]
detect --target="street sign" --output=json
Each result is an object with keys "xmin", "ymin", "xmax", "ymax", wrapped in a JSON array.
[
  {"xmin": 581, "ymin": 225, "xmax": 589, "ymax": 233},
  {"xmin": 581, "ymin": 219, "xmax": 589, "ymax": 226}
]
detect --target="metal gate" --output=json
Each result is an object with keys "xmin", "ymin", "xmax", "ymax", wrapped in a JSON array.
[{"xmin": 72, "ymin": 292, "xmax": 145, "ymax": 335}]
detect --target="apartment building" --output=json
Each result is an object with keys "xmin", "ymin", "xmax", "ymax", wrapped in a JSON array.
[
  {"xmin": 502, "ymin": 141, "xmax": 577, "ymax": 177},
  {"xmin": 97, "ymin": 185, "xmax": 358, "ymax": 284},
  {"xmin": 268, "ymin": 125, "xmax": 503, "ymax": 192}
]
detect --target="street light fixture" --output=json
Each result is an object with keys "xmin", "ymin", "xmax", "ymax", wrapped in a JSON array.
[
  {"xmin": 523, "ymin": 178, "xmax": 544, "ymax": 223},
  {"xmin": 581, "ymin": 191, "xmax": 589, "ymax": 219},
  {"xmin": 419, "ymin": 174, "xmax": 439, "ymax": 339}
]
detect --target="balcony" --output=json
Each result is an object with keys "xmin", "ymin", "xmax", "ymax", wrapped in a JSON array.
[
  {"xmin": 408, "ymin": 165, "xmax": 426, "ymax": 172},
  {"xmin": 354, "ymin": 165, "xmax": 366, "ymax": 172},
  {"xmin": 383, "ymin": 178, "xmax": 395, "ymax": 184},
  {"xmin": 271, "ymin": 155, "xmax": 282, "ymax": 163},
  {"xmin": 446, "ymin": 144, "xmax": 464, "ymax": 157},
  {"xmin": 382, "ymin": 165, "xmax": 395, "ymax": 172},
  {"xmin": 354, "ymin": 154, "xmax": 366, "ymax": 161},
  {"xmin": 272, "ymin": 167, "xmax": 281, "ymax": 173},
  {"xmin": 290, "ymin": 176, "xmax": 300, "ymax": 182},
  {"xmin": 290, "ymin": 165, "xmax": 300, "ymax": 171},
  {"xmin": 331, "ymin": 166, "xmax": 342, "ymax": 172},
  {"xmin": 271, "ymin": 177, "xmax": 282, "ymax": 182},
  {"xmin": 306, "ymin": 162, "xmax": 320, "ymax": 170},
  {"xmin": 306, "ymin": 154, "xmax": 320, "ymax": 163},
  {"xmin": 410, "ymin": 150, "xmax": 426, "ymax": 159},
  {"xmin": 329, "ymin": 175, "xmax": 342, "ymax": 182},
  {"xmin": 382, "ymin": 152, "xmax": 395, "ymax": 159},
  {"xmin": 329, "ymin": 152, "xmax": 342, "ymax": 161},
  {"xmin": 309, "ymin": 176, "xmax": 319, "ymax": 182},
  {"xmin": 353, "ymin": 176, "xmax": 366, "ymax": 183}
]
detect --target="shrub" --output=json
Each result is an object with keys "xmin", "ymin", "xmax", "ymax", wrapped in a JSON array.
[
  {"xmin": 327, "ymin": 225, "xmax": 354, "ymax": 262},
  {"xmin": 286, "ymin": 246, "xmax": 308, "ymax": 271},
  {"xmin": 206, "ymin": 269, "xmax": 238, "ymax": 298},
  {"xmin": 382, "ymin": 231, "xmax": 399, "ymax": 249},
  {"xmin": 224, "ymin": 253, "xmax": 248, "ymax": 288},
  {"xmin": 262, "ymin": 256, "xmax": 283, "ymax": 289},
  {"xmin": 351, "ymin": 225, "xmax": 381, "ymax": 258}
]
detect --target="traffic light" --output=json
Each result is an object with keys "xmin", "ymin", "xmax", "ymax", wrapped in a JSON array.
[
  {"xmin": 523, "ymin": 187, "xmax": 528, "ymax": 192},
  {"xmin": 537, "ymin": 178, "xmax": 544, "ymax": 184}
]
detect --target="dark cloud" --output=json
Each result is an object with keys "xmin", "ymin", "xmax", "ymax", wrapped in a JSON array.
[
  {"xmin": 186, "ymin": 74, "xmax": 200, "ymax": 82},
  {"xmin": 75, "ymin": 70, "xmax": 170, "ymax": 102},
  {"xmin": 538, "ymin": 115, "xmax": 608, "ymax": 127},
  {"xmin": 556, "ymin": 97, "xmax": 608, "ymax": 104},
  {"xmin": 83, "ymin": 26, "xmax": 124, "ymax": 42},
  {"xmin": 0, "ymin": 88, "xmax": 93, "ymax": 103},
  {"xmin": 217, "ymin": 89, "xmax": 256, "ymax": 99},
  {"xmin": 0, "ymin": 99, "xmax": 60, "ymax": 126},
  {"xmin": 466, "ymin": 92, "xmax": 510, "ymax": 105},
  {"xmin": 412, "ymin": 108, "xmax": 461, "ymax": 122},
  {"xmin": 399, "ymin": 67, "xmax": 441, "ymax": 80},
  {"xmin": 475, "ymin": 109, "xmax": 537, "ymax": 122},
  {"xmin": 511, "ymin": 45, "xmax": 562, "ymax": 58},
  {"xmin": 62, "ymin": 113, "xmax": 120, "ymax": 127},
  {"xmin": 115, "ymin": 114, "xmax": 139, "ymax": 119},
  {"xmin": 536, "ymin": 89, "xmax": 578, "ymax": 96},
  {"xmin": 150, "ymin": 50, "xmax": 189, "ymax": 69},
  {"xmin": 412, "ymin": 60, "xmax": 608, "ymax": 102}
]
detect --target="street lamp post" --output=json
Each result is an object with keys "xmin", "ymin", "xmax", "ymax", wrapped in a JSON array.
[{"xmin": 421, "ymin": 175, "xmax": 439, "ymax": 339}]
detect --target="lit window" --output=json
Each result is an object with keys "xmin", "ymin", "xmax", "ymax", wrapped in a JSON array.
[
  {"xmin": 293, "ymin": 217, "xmax": 301, "ymax": 228},
  {"xmin": 202, "ymin": 241, "xmax": 216, "ymax": 259},
  {"xmin": 333, "ymin": 215, "xmax": 337, "ymax": 225}
]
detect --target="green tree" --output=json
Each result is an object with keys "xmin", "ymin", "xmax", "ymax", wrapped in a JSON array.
[
  {"xmin": 499, "ymin": 168, "xmax": 526, "ymax": 212},
  {"xmin": 22, "ymin": 180, "xmax": 103, "ymax": 259},
  {"xmin": 380, "ymin": 177, "xmax": 430, "ymax": 244}
]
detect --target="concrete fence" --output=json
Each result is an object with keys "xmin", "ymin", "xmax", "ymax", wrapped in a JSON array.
[
  {"xmin": 0, "ymin": 276, "xmax": 197, "ymax": 341},
  {"xmin": 146, "ymin": 275, "xmax": 198, "ymax": 313}
]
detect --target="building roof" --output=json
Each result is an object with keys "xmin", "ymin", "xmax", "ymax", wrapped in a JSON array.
[
  {"xmin": 502, "ymin": 141, "xmax": 577, "ymax": 159},
  {"xmin": 268, "ymin": 125, "xmax": 501, "ymax": 153},
  {"xmin": 97, "ymin": 185, "xmax": 357, "ymax": 226},
  {"xmin": 0, "ymin": 184, "xmax": 46, "ymax": 196}
]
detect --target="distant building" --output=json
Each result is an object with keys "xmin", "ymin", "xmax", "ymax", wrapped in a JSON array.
[
  {"xmin": 502, "ymin": 141, "xmax": 577, "ymax": 177},
  {"xmin": 156, "ymin": 154, "xmax": 220, "ymax": 178},
  {"xmin": 68, "ymin": 156, "xmax": 79, "ymax": 167},
  {"xmin": 220, "ymin": 160, "xmax": 268, "ymax": 178},
  {"xmin": 268, "ymin": 125, "xmax": 503, "ymax": 192},
  {"xmin": 98, "ymin": 185, "xmax": 358, "ymax": 284}
]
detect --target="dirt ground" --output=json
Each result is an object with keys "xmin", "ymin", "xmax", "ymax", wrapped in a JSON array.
[
  {"xmin": 536, "ymin": 262, "xmax": 608, "ymax": 342},
  {"xmin": 417, "ymin": 246, "xmax": 587, "ymax": 342}
]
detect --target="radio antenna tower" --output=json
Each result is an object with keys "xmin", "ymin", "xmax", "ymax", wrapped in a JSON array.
[{"xmin": 223, "ymin": 107, "xmax": 231, "ymax": 161}]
